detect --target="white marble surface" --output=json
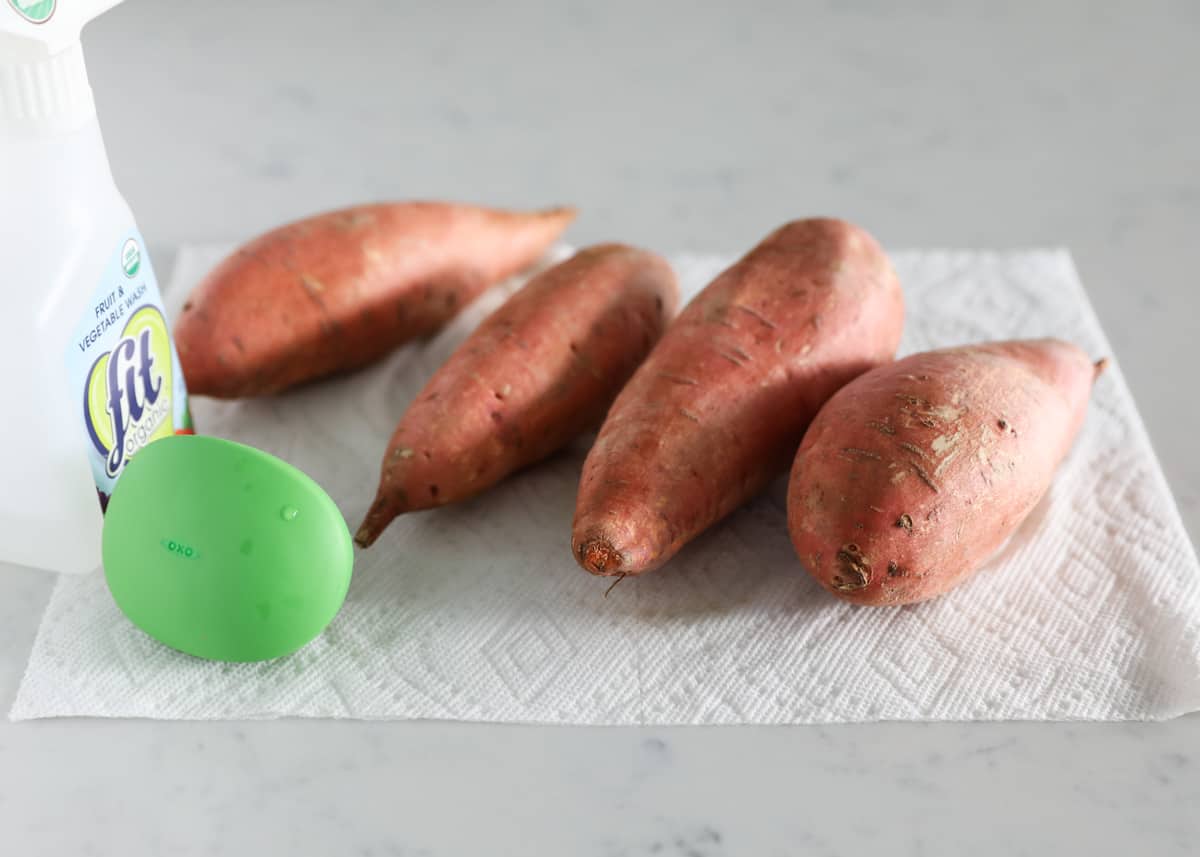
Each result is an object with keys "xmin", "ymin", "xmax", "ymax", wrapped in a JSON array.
[{"xmin": 3, "ymin": 0, "xmax": 1199, "ymax": 853}]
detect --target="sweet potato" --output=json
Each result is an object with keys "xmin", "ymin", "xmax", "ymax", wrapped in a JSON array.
[
  {"xmin": 572, "ymin": 218, "xmax": 904, "ymax": 577},
  {"xmin": 787, "ymin": 338, "xmax": 1104, "ymax": 605},
  {"xmin": 355, "ymin": 244, "xmax": 679, "ymax": 547},
  {"xmin": 175, "ymin": 201, "xmax": 576, "ymax": 398}
]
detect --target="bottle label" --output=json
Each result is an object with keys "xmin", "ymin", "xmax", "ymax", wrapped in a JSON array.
[{"xmin": 67, "ymin": 231, "xmax": 193, "ymax": 510}]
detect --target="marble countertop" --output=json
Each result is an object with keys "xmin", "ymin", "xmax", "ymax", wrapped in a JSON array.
[{"xmin": 3, "ymin": 0, "xmax": 1198, "ymax": 853}]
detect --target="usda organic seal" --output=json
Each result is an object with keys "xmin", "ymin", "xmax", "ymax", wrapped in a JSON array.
[{"xmin": 121, "ymin": 238, "xmax": 141, "ymax": 277}]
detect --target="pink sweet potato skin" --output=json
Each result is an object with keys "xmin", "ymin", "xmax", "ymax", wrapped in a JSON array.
[
  {"xmin": 787, "ymin": 339, "xmax": 1102, "ymax": 605},
  {"xmin": 175, "ymin": 202, "xmax": 576, "ymax": 398},
  {"xmin": 355, "ymin": 244, "xmax": 679, "ymax": 547},
  {"xmin": 572, "ymin": 218, "xmax": 904, "ymax": 577}
]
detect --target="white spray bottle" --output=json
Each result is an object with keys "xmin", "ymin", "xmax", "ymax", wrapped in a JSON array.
[{"xmin": 1, "ymin": 0, "xmax": 192, "ymax": 575}]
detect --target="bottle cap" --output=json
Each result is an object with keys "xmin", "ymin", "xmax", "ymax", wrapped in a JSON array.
[
  {"xmin": 0, "ymin": 1, "xmax": 124, "ymax": 131},
  {"xmin": 102, "ymin": 435, "xmax": 354, "ymax": 662}
]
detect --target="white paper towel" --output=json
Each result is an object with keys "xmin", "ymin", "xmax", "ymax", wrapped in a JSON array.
[{"xmin": 10, "ymin": 246, "xmax": 1200, "ymax": 722}]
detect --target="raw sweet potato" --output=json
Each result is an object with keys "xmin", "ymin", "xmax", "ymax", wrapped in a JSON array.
[
  {"xmin": 355, "ymin": 244, "xmax": 679, "ymax": 547},
  {"xmin": 787, "ymin": 338, "xmax": 1104, "ymax": 605},
  {"xmin": 572, "ymin": 218, "xmax": 904, "ymax": 577},
  {"xmin": 175, "ymin": 201, "xmax": 576, "ymax": 398}
]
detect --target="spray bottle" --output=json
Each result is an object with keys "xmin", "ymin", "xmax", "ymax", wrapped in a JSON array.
[{"xmin": 1, "ymin": 0, "xmax": 192, "ymax": 575}]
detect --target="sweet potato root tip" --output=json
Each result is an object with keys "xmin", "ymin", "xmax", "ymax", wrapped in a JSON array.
[
  {"xmin": 579, "ymin": 539, "xmax": 625, "ymax": 576},
  {"xmin": 354, "ymin": 496, "xmax": 397, "ymax": 548},
  {"xmin": 541, "ymin": 205, "xmax": 578, "ymax": 220},
  {"xmin": 353, "ymin": 523, "xmax": 378, "ymax": 550},
  {"xmin": 603, "ymin": 573, "xmax": 628, "ymax": 598}
]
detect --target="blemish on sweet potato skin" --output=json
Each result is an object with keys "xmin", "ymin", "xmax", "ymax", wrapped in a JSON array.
[
  {"xmin": 787, "ymin": 338, "xmax": 1101, "ymax": 605},
  {"xmin": 832, "ymin": 543, "xmax": 871, "ymax": 591}
]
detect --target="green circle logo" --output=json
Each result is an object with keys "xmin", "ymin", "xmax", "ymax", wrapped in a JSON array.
[
  {"xmin": 121, "ymin": 238, "xmax": 141, "ymax": 277},
  {"xmin": 7, "ymin": 0, "xmax": 55, "ymax": 24}
]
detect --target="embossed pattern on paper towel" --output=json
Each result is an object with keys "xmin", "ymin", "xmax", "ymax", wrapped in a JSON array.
[{"xmin": 11, "ymin": 248, "xmax": 1200, "ymax": 722}]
